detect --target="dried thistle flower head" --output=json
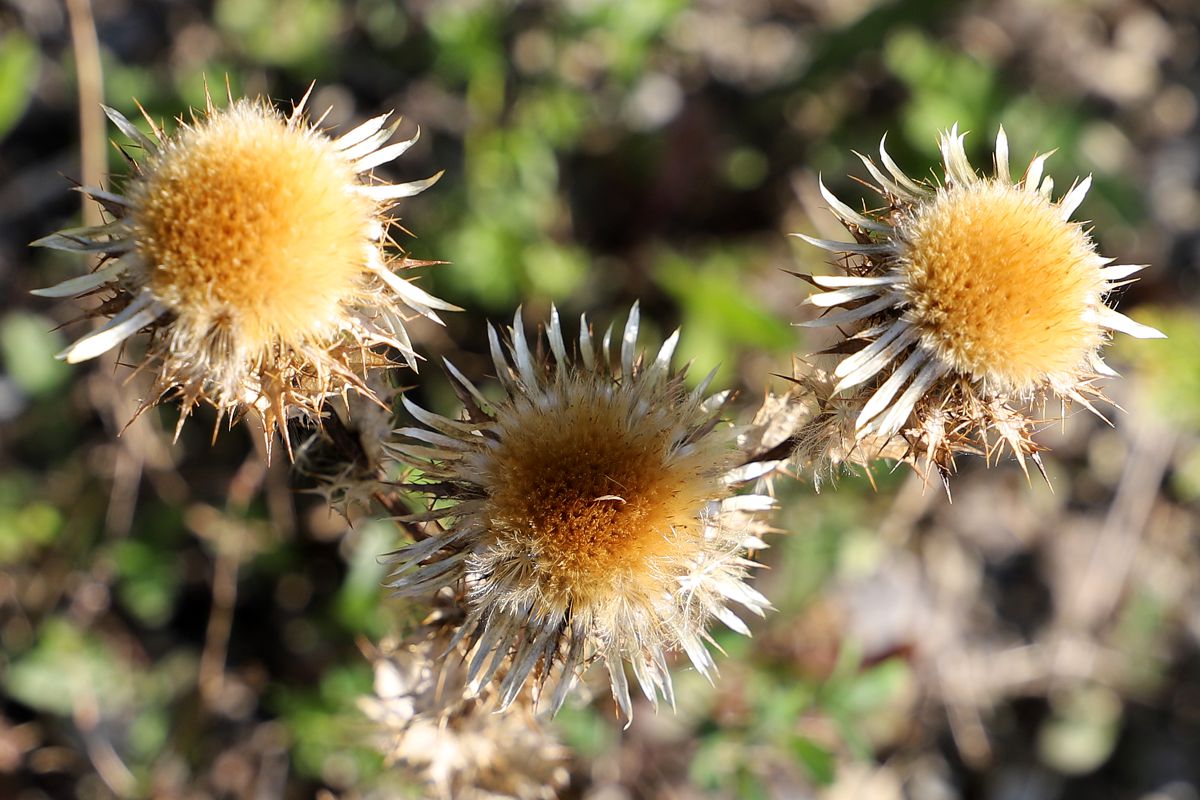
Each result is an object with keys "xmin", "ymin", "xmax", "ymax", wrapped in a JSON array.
[
  {"xmin": 293, "ymin": 372, "xmax": 398, "ymax": 518},
  {"xmin": 32, "ymin": 86, "xmax": 455, "ymax": 454},
  {"xmin": 359, "ymin": 609, "xmax": 570, "ymax": 800},
  {"xmin": 385, "ymin": 305, "xmax": 774, "ymax": 720},
  {"xmin": 788, "ymin": 363, "xmax": 908, "ymax": 491},
  {"xmin": 796, "ymin": 125, "xmax": 1164, "ymax": 485}
]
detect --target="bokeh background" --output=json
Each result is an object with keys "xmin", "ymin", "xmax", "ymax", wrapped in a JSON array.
[{"xmin": 2, "ymin": 0, "xmax": 1199, "ymax": 797}]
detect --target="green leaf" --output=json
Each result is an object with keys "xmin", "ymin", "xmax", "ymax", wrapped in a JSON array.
[
  {"xmin": 0, "ymin": 30, "xmax": 38, "ymax": 140},
  {"xmin": 523, "ymin": 241, "xmax": 589, "ymax": 299},
  {"xmin": 1037, "ymin": 686, "xmax": 1123, "ymax": 775},
  {"xmin": 0, "ymin": 474, "xmax": 63, "ymax": 565},
  {"xmin": 883, "ymin": 28, "xmax": 997, "ymax": 153},
  {"xmin": 334, "ymin": 520, "xmax": 393, "ymax": 636},
  {"xmin": 790, "ymin": 736, "xmax": 837, "ymax": 785},
  {"xmin": 0, "ymin": 312, "xmax": 68, "ymax": 396},
  {"xmin": 654, "ymin": 248, "xmax": 795, "ymax": 386},
  {"xmin": 832, "ymin": 658, "xmax": 910, "ymax": 717},
  {"xmin": 1114, "ymin": 307, "xmax": 1200, "ymax": 431},
  {"xmin": 274, "ymin": 665, "xmax": 382, "ymax": 785},
  {"xmin": 215, "ymin": 0, "xmax": 341, "ymax": 67},
  {"xmin": 5, "ymin": 618, "xmax": 130, "ymax": 716},
  {"xmin": 553, "ymin": 703, "xmax": 616, "ymax": 759},
  {"xmin": 111, "ymin": 539, "xmax": 181, "ymax": 628}
]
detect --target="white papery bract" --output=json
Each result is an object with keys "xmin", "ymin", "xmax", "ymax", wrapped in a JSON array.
[{"xmin": 385, "ymin": 305, "xmax": 774, "ymax": 720}]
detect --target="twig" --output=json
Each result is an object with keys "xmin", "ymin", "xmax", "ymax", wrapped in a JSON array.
[
  {"xmin": 1065, "ymin": 416, "xmax": 1175, "ymax": 630},
  {"xmin": 198, "ymin": 432, "xmax": 269, "ymax": 709},
  {"xmin": 65, "ymin": 0, "xmax": 105, "ymax": 228},
  {"xmin": 198, "ymin": 524, "xmax": 243, "ymax": 709},
  {"xmin": 71, "ymin": 667, "xmax": 136, "ymax": 796}
]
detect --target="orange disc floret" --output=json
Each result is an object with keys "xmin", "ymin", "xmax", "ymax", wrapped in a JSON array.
[
  {"xmin": 131, "ymin": 100, "xmax": 373, "ymax": 351},
  {"xmin": 902, "ymin": 180, "xmax": 1108, "ymax": 392},
  {"xmin": 485, "ymin": 387, "xmax": 717, "ymax": 609}
]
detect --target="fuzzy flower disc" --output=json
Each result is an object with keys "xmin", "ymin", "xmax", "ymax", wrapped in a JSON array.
[
  {"xmin": 386, "ymin": 305, "xmax": 774, "ymax": 719},
  {"xmin": 796, "ymin": 125, "xmax": 1164, "ymax": 483},
  {"xmin": 131, "ymin": 101, "xmax": 374, "ymax": 350},
  {"xmin": 486, "ymin": 382, "xmax": 718, "ymax": 610},
  {"xmin": 904, "ymin": 180, "xmax": 1105, "ymax": 392},
  {"xmin": 33, "ymin": 88, "xmax": 454, "ymax": 452}
]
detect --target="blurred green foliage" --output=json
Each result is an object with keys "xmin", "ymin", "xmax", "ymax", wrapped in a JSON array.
[
  {"xmin": 1119, "ymin": 308, "xmax": 1200, "ymax": 430},
  {"xmin": 335, "ymin": 521, "xmax": 396, "ymax": 638},
  {"xmin": 3, "ymin": 0, "xmax": 1195, "ymax": 796},
  {"xmin": 216, "ymin": 0, "xmax": 342, "ymax": 68},
  {"xmin": 654, "ymin": 247, "xmax": 794, "ymax": 386},
  {"xmin": 109, "ymin": 537, "xmax": 182, "ymax": 628},
  {"xmin": 885, "ymin": 29, "xmax": 1000, "ymax": 147},
  {"xmin": 0, "ymin": 311, "xmax": 68, "ymax": 396},
  {"xmin": 5, "ymin": 617, "xmax": 196, "ymax": 791},
  {"xmin": 272, "ymin": 664, "xmax": 383, "ymax": 787},
  {"xmin": 0, "ymin": 29, "xmax": 37, "ymax": 141},
  {"xmin": 0, "ymin": 473, "xmax": 63, "ymax": 565}
]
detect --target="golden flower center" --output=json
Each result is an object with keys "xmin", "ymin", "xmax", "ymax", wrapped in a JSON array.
[
  {"xmin": 130, "ymin": 102, "xmax": 374, "ymax": 351},
  {"xmin": 484, "ymin": 390, "xmax": 717, "ymax": 604},
  {"xmin": 902, "ymin": 180, "xmax": 1107, "ymax": 391}
]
